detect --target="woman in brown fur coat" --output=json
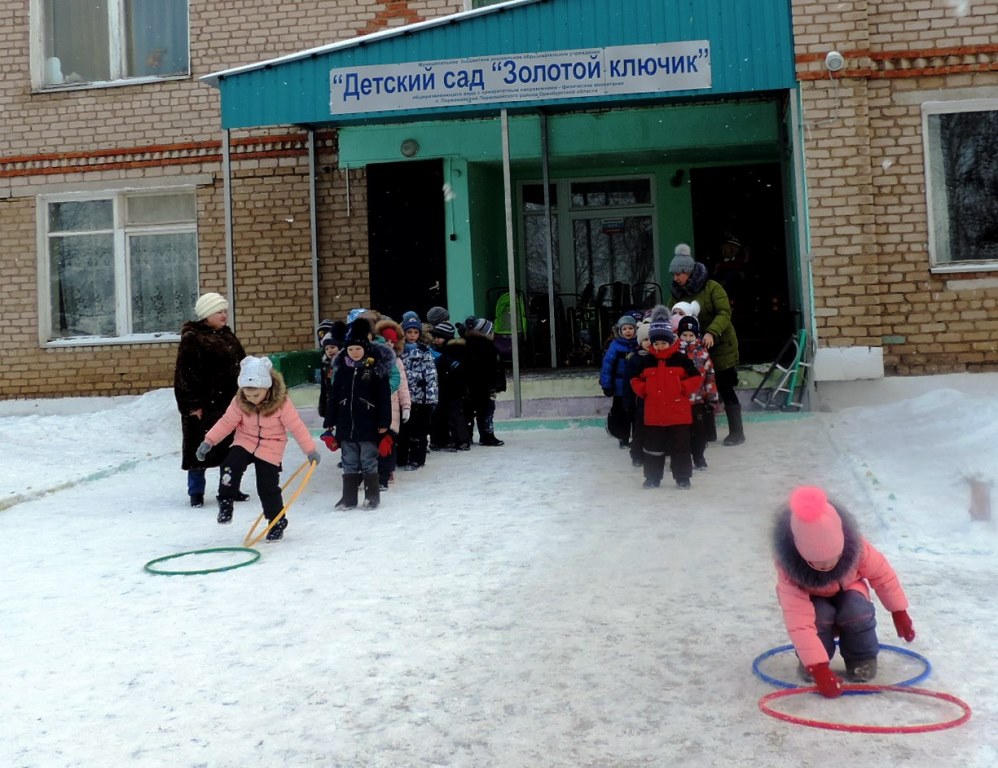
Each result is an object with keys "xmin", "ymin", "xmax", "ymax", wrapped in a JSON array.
[{"xmin": 173, "ymin": 292, "xmax": 246, "ymax": 507}]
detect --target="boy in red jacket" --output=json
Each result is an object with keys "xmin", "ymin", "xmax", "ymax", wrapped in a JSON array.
[{"xmin": 629, "ymin": 306, "xmax": 703, "ymax": 489}]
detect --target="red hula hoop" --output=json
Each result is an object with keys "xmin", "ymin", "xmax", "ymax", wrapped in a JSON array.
[{"xmin": 759, "ymin": 684, "xmax": 972, "ymax": 734}]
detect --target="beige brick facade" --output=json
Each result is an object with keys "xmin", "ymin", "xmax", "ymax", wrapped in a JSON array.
[
  {"xmin": 1, "ymin": 0, "xmax": 996, "ymax": 398},
  {"xmin": 791, "ymin": 0, "xmax": 998, "ymax": 375}
]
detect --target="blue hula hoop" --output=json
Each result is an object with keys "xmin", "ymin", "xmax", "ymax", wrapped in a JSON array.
[{"xmin": 752, "ymin": 642, "xmax": 931, "ymax": 694}]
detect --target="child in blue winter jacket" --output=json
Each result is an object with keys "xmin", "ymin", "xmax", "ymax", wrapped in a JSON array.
[{"xmin": 600, "ymin": 314, "xmax": 639, "ymax": 448}]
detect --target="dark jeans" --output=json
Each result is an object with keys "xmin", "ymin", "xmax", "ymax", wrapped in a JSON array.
[
  {"xmin": 690, "ymin": 403, "xmax": 716, "ymax": 461},
  {"xmin": 218, "ymin": 446, "xmax": 282, "ymax": 520},
  {"xmin": 813, "ymin": 590, "xmax": 879, "ymax": 663},
  {"xmin": 398, "ymin": 403, "xmax": 433, "ymax": 466}
]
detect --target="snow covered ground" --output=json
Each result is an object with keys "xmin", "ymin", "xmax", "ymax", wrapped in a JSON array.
[{"xmin": 1, "ymin": 376, "xmax": 996, "ymax": 767}]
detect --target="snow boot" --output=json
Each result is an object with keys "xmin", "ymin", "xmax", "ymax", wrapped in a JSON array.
[
  {"xmin": 234, "ymin": 491, "xmax": 250, "ymax": 502},
  {"xmin": 846, "ymin": 658, "xmax": 877, "ymax": 682},
  {"xmin": 190, "ymin": 493, "xmax": 204, "ymax": 508},
  {"xmin": 334, "ymin": 474, "xmax": 362, "ymax": 510},
  {"xmin": 217, "ymin": 497, "xmax": 234, "ymax": 524},
  {"xmin": 362, "ymin": 472, "xmax": 381, "ymax": 509},
  {"xmin": 265, "ymin": 517, "xmax": 288, "ymax": 542},
  {"xmin": 693, "ymin": 456, "xmax": 708, "ymax": 470},
  {"xmin": 479, "ymin": 432, "xmax": 505, "ymax": 447},
  {"xmin": 723, "ymin": 403, "xmax": 746, "ymax": 446}
]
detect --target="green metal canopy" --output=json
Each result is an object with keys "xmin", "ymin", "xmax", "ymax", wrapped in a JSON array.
[{"xmin": 202, "ymin": 0, "xmax": 797, "ymax": 129}]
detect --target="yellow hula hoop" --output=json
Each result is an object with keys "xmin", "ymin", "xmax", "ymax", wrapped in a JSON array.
[{"xmin": 242, "ymin": 459, "xmax": 318, "ymax": 547}]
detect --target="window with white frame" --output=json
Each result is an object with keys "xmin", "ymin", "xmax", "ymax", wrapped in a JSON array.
[
  {"xmin": 35, "ymin": 0, "xmax": 189, "ymax": 88},
  {"xmin": 923, "ymin": 100, "xmax": 998, "ymax": 270},
  {"xmin": 40, "ymin": 191, "xmax": 199, "ymax": 343}
]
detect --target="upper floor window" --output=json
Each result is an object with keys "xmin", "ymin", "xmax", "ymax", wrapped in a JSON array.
[
  {"xmin": 35, "ymin": 0, "xmax": 190, "ymax": 89},
  {"xmin": 923, "ymin": 100, "xmax": 998, "ymax": 272},
  {"xmin": 39, "ymin": 190, "xmax": 199, "ymax": 344}
]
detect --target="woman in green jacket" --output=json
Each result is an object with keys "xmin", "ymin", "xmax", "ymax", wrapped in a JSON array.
[{"xmin": 667, "ymin": 243, "xmax": 745, "ymax": 446}]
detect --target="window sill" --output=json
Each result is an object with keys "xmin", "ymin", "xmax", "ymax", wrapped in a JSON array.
[
  {"xmin": 42, "ymin": 333, "xmax": 181, "ymax": 348},
  {"xmin": 32, "ymin": 74, "xmax": 190, "ymax": 94},
  {"xmin": 929, "ymin": 261, "xmax": 998, "ymax": 275}
]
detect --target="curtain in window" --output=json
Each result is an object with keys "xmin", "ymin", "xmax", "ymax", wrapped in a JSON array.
[
  {"xmin": 50, "ymin": 234, "xmax": 116, "ymax": 337},
  {"xmin": 44, "ymin": 0, "xmax": 109, "ymax": 84},
  {"xmin": 129, "ymin": 233, "xmax": 198, "ymax": 333},
  {"xmin": 125, "ymin": 0, "xmax": 189, "ymax": 77}
]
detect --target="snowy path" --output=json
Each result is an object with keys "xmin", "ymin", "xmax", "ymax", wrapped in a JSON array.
[{"xmin": 1, "ymin": 389, "xmax": 994, "ymax": 767}]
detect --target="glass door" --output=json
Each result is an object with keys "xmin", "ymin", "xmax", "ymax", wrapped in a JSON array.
[{"xmin": 520, "ymin": 176, "xmax": 657, "ymax": 367}]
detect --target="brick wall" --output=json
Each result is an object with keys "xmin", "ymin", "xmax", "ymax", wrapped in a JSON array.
[
  {"xmin": 792, "ymin": 0, "xmax": 998, "ymax": 374},
  {"xmin": 0, "ymin": 0, "xmax": 462, "ymax": 399},
  {"xmin": 3, "ymin": 0, "xmax": 997, "ymax": 398}
]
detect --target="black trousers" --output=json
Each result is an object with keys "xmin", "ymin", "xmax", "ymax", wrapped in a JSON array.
[
  {"xmin": 218, "ymin": 445, "xmax": 283, "ymax": 520},
  {"xmin": 643, "ymin": 424, "xmax": 692, "ymax": 483},
  {"xmin": 430, "ymin": 395, "xmax": 469, "ymax": 447},
  {"xmin": 397, "ymin": 403, "xmax": 433, "ymax": 467},
  {"xmin": 464, "ymin": 391, "xmax": 496, "ymax": 440}
]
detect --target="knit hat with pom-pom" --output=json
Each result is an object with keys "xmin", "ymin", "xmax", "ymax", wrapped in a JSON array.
[
  {"xmin": 647, "ymin": 305, "xmax": 676, "ymax": 344},
  {"xmin": 789, "ymin": 486, "xmax": 845, "ymax": 563}
]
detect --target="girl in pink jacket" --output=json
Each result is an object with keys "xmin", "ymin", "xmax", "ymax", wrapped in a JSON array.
[
  {"xmin": 772, "ymin": 486, "xmax": 916, "ymax": 697},
  {"xmin": 198, "ymin": 356, "xmax": 319, "ymax": 541}
]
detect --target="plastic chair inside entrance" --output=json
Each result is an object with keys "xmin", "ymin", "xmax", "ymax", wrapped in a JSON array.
[{"xmin": 492, "ymin": 289, "xmax": 527, "ymax": 364}]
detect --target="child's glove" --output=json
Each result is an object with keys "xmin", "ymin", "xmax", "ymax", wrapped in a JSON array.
[
  {"xmin": 195, "ymin": 441, "xmax": 212, "ymax": 462},
  {"xmin": 402, "ymin": 407, "xmax": 411, "ymax": 423},
  {"xmin": 806, "ymin": 662, "xmax": 843, "ymax": 698},
  {"xmin": 307, "ymin": 450, "xmax": 321, "ymax": 465},
  {"xmin": 378, "ymin": 432, "xmax": 394, "ymax": 457},
  {"xmin": 320, "ymin": 429, "xmax": 339, "ymax": 452},
  {"xmin": 892, "ymin": 610, "xmax": 916, "ymax": 642},
  {"xmin": 602, "ymin": 387, "xmax": 613, "ymax": 397}
]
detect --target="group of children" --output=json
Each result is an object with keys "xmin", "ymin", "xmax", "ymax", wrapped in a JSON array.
[
  {"xmin": 195, "ymin": 305, "xmax": 506, "ymax": 539},
  {"xmin": 600, "ymin": 301, "xmax": 720, "ymax": 490},
  {"xmin": 190, "ymin": 302, "xmax": 919, "ymax": 690},
  {"xmin": 314, "ymin": 306, "xmax": 507, "ymax": 514}
]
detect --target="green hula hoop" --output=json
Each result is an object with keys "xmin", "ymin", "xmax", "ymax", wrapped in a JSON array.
[{"xmin": 144, "ymin": 546, "xmax": 261, "ymax": 576}]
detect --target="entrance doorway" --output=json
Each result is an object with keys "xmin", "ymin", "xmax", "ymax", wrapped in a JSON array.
[
  {"xmin": 690, "ymin": 163, "xmax": 796, "ymax": 364},
  {"xmin": 367, "ymin": 160, "xmax": 447, "ymax": 321},
  {"xmin": 520, "ymin": 176, "xmax": 657, "ymax": 367}
]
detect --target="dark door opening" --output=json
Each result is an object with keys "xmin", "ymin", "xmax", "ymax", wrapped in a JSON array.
[
  {"xmin": 367, "ymin": 160, "xmax": 446, "ymax": 321},
  {"xmin": 690, "ymin": 163, "xmax": 796, "ymax": 364}
]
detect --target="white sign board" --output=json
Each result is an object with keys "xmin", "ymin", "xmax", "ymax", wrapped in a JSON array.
[{"xmin": 329, "ymin": 41, "xmax": 711, "ymax": 116}]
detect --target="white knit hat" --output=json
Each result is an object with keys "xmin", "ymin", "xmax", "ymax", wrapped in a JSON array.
[
  {"xmin": 195, "ymin": 292, "xmax": 228, "ymax": 320},
  {"xmin": 238, "ymin": 356, "xmax": 273, "ymax": 389}
]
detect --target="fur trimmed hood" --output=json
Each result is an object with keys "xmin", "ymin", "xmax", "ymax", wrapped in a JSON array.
[
  {"xmin": 773, "ymin": 500, "xmax": 862, "ymax": 590},
  {"xmin": 333, "ymin": 340, "xmax": 396, "ymax": 378},
  {"xmin": 375, "ymin": 317, "xmax": 404, "ymax": 355},
  {"xmin": 670, "ymin": 261, "xmax": 710, "ymax": 300},
  {"xmin": 234, "ymin": 369, "xmax": 287, "ymax": 417}
]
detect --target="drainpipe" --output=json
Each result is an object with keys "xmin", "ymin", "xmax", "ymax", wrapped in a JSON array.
[
  {"xmin": 501, "ymin": 108, "xmax": 522, "ymax": 417},
  {"xmin": 308, "ymin": 128, "xmax": 320, "ymax": 343},
  {"xmin": 221, "ymin": 129, "xmax": 235, "ymax": 331}
]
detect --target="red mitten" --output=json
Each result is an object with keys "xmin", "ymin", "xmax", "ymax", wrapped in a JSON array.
[
  {"xmin": 320, "ymin": 429, "xmax": 339, "ymax": 452},
  {"xmin": 892, "ymin": 610, "xmax": 916, "ymax": 642},
  {"xmin": 806, "ymin": 662, "xmax": 843, "ymax": 698},
  {"xmin": 378, "ymin": 432, "xmax": 394, "ymax": 457}
]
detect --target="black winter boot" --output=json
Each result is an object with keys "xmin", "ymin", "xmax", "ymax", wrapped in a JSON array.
[
  {"xmin": 723, "ymin": 403, "xmax": 746, "ymax": 446},
  {"xmin": 265, "ymin": 517, "xmax": 288, "ymax": 541},
  {"xmin": 362, "ymin": 473, "xmax": 381, "ymax": 509},
  {"xmin": 217, "ymin": 497, "xmax": 234, "ymax": 524},
  {"xmin": 479, "ymin": 432, "xmax": 505, "ymax": 447},
  {"xmin": 334, "ymin": 474, "xmax": 362, "ymax": 510}
]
